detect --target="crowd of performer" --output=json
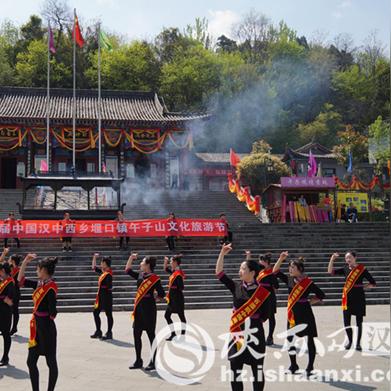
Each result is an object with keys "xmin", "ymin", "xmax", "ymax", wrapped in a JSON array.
[{"xmin": 0, "ymin": 234, "xmax": 377, "ymax": 391}]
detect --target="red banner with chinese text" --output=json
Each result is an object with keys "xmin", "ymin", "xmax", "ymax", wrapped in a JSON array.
[{"xmin": 0, "ymin": 219, "xmax": 227, "ymax": 238}]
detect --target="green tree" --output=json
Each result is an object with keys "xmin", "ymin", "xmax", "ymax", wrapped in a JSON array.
[
  {"xmin": 368, "ymin": 116, "xmax": 390, "ymax": 172},
  {"xmin": 160, "ymin": 45, "xmax": 224, "ymax": 110},
  {"xmin": 0, "ymin": 37, "xmax": 15, "ymax": 84},
  {"xmin": 251, "ymin": 139, "xmax": 272, "ymax": 154},
  {"xmin": 332, "ymin": 125, "xmax": 369, "ymax": 166},
  {"xmin": 237, "ymin": 151, "xmax": 290, "ymax": 194},
  {"xmin": 86, "ymin": 40, "xmax": 160, "ymax": 91},
  {"xmin": 297, "ymin": 103, "xmax": 343, "ymax": 146},
  {"xmin": 15, "ymin": 39, "xmax": 47, "ymax": 86}
]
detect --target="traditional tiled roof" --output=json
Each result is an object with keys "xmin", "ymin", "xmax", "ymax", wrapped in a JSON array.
[
  {"xmin": 0, "ymin": 86, "xmax": 208, "ymax": 126},
  {"xmin": 283, "ymin": 142, "xmax": 337, "ymax": 161},
  {"xmin": 195, "ymin": 152, "xmax": 284, "ymax": 163},
  {"xmin": 195, "ymin": 153, "xmax": 249, "ymax": 163}
]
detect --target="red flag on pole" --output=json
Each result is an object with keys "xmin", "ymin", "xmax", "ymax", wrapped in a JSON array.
[
  {"xmin": 230, "ymin": 148, "xmax": 241, "ymax": 167},
  {"xmin": 73, "ymin": 12, "xmax": 84, "ymax": 48}
]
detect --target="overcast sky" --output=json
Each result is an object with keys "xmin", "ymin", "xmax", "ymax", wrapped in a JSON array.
[{"xmin": 1, "ymin": 0, "xmax": 390, "ymax": 52}]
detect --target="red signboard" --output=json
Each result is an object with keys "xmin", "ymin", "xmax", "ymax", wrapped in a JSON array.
[
  {"xmin": 0, "ymin": 219, "xmax": 227, "ymax": 238},
  {"xmin": 280, "ymin": 176, "xmax": 336, "ymax": 189}
]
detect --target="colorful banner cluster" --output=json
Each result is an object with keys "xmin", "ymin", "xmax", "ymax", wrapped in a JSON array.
[
  {"xmin": 288, "ymin": 201, "xmax": 331, "ymax": 223},
  {"xmin": 0, "ymin": 126, "xmax": 28, "ymax": 151},
  {"xmin": 0, "ymin": 126, "xmax": 193, "ymax": 154},
  {"xmin": 227, "ymin": 173, "xmax": 260, "ymax": 216},
  {"xmin": 334, "ymin": 175, "xmax": 388, "ymax": 191},
  {"xmin": 0, "ymin": 218, "xmax": 227, "ymax": 238}
]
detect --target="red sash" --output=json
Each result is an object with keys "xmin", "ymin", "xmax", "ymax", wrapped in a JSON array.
[
  {"xmin": 230, "ymin": 285, "xmax": 270, "ymax": 349},
  {"xmin": 0, "ymin": 277, "xmax": 14, "ymax": 295},
  {"xmin": 94, "ymin": 269, "xmax": 113, "ymax": 309},
  {"xmin": 29, "ymin": 281, "xmax": 58, "ymax": 348},
  {"xmin": 287, "ymin": 277, "xmax": 313, "ymax": 328},
  {"xmin": 166, "ymin": 270, "xmax": 185, "ymax": 304},
  {"xmin": 342, "ymin": 264, "xmax": 365, "ymax": 310},
  {"xmin": 132, "ymin": 274, "xmax": 160, "ymax": 320},
  {"xmin": 11, "ymin": 267, "xmax": 20, "ymax": 282},
  {"xmin": 256, "ymin": 268, "xmax": 273, "ymax": 283}
]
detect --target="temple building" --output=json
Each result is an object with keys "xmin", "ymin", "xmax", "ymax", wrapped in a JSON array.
[{"xmin": 0, "ymin": 86, "xmax": 211, "ymax": 190}]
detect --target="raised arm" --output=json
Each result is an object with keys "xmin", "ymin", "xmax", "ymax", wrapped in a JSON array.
[
  {"xmin": 163, "ymin": 256, "xmax": 171, "ymax": 273},
  {"xmin": 273, "ymin": 251, "xmax": 289, "ymax": 273},
  {"xmin": 92, "ymin": 253, "xmax": 99, "ymax": 270},
  {"xmin": 18, "ymin": 253, "xmax": 37, "ymax": 282},
  {"xmin": 0, "ymin": 247, "xmax": 10, "ymax": 263},
  {"xmin": 328, "ymin": 253, "xmax": 339, "ymax": 274},
  {"xmin": 245, "ymin": 250, "xmax": 251, "ymax": 261},
  {"xmin": 215, "ymin": 243, "xmax": 232, "ymax": 275},
  {"xmin": 125, "ymin": 252, "xmax": 138, "ymax": 271}
]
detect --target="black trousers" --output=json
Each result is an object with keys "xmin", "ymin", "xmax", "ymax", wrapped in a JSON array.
[
  {"xmin": 287, "ymin": 334, "xmax": 316, "ymax": 371},
  {"xmin": 12, "ymin": 299, "xmax": 20, "ymax": 332},
  {"xmin": 230, "ymin": 358, "xmax": 265, "ymax": 391},
  {"xmin": 27, "ymin": 349, "xmax": 58, "ymax": 391},
  {"xmin": 133, "ymin": 326, "xmax": 156, "ymax": 364},
  {"xmin": 4, "ymin": 238, "xmax": 20, "ymax": 248},
  {"xmin": 62, "ymin": 237, "xmax": 72, "ymax": 248},
  {"xmin": 166, "ymin": 236, "xmax": 176, "ymax": 251},
  {"xmin": 1, "ymin": 330, "xmax": 11, "ymax": 362},
  {"xmin": 164, "ymin": 307, "xmax": 187, "ymax": 334},
  {"xmin": 221, "ymin": 231, "xmax": 233, "ymax": 244},
  {"xmin": 268, "ymin": 313, "xmax": 276, "ymax": 339},
  {"xmin": 343, "ymin": 310, "xmax": 363, "ymax": 346},
  {"xmin": 119, "ymin": 236, "xmax": 130, "ymax": 248},
  {"xmin": 93, "ymin": 307, "xmax": 113, "ymax": 334}
]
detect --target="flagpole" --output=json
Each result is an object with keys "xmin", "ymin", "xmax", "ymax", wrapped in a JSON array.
[
  {"xmin": 72, "ymin": 8, "xmax": 76, "ymax": 171},
  {"xmin": 98, "ymin": 22, "xmax": 102, "ymax": 173},
  {"xmin": 46, "ymin": 21, "xmax": 51, "ymax": 171}
]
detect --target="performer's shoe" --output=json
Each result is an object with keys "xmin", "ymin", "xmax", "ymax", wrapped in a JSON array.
[
  {"xmin": 344, "ymin": 341, "xmax": 352, "ymax": 350},
  {"xmin": 90, "ymin": 331, "xmax": 102, "ymax": 339},
  {"xmin": 305, "ymin": 367, "xmax": 314, "ymax": 377},
  {"xmin": 355, "ymin": 344, "xmax": 362, "ymax": 351},
  {"xmin": 145, "ymin": 362, "xmax": 155, "ymax": 371},
  {"xmin": 129, "ymin": 360, "xmax": 143, "ymax": 369},
  {"xmin": 0, "ymin": 358, "xmax": 9, "ymax": 366},
  {"xmin": 10, "ymin": 328, "xmax": 17, "ymax": 336},
  {"xmin": 287, "ymin": 364, "xmax": 299, "ymax": 374},
  {"xmin": 266, "ymin": 336, "xmax": 274, "ymax": 346},
  {"xmin": 101, "ymin": 332, "xmax": 113, "ymax": 340},
  {"xmin": 166, "ymin": 333, "xmax": 176, "ymax": 341}
]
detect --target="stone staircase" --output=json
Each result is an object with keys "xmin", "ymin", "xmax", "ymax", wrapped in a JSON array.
[
  {"xmin": 1, "ymin": 188, "xmax": 389, "ymax": 313},
  {"xmin": 10, "ymin": 221, "xmax": 390, "ymax": 313},
  {"xmin": 0, "ymin": 189, "xmax": 22, "ymax": 218}
]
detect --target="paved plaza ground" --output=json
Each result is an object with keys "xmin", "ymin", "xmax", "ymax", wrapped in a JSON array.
[{"xmin": 0, "ymin": 305, "xmax": 389, "ymax": 390}]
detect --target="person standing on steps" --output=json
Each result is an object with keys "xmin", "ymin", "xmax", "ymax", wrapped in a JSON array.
[
  {"xmin": 125, "ymin": 253, "xmax": 165, "ymax": 371},
  {"xmin": 0, "ymin": 248, "xmax": 21, "ymax": 336},
  {"xmin": 18, "ymin": 254, "xmax": 59, "ymax": 391},
  {"xmin": 165, "ymin": 212, "xmax": 177, "ymax": 252},
  {"xmin": 273, "ymin": 251, "xmax": 325, "ymax": 377},
  {"xmin": 163, "ymin": 254, "xmax": 186, "ymax": 341},
  {"xmin": 327, "ymin": 251, "xmax": 376, "ymax": 351},
  {"xmin": 117, "ymin": 210, "xmax": 130, "ymax": 250},
  {"xmin": 0, "ymin": 262, "xmax": 14, "ymax": 366},
  {"xmin": 219, "ymin": 213, "xmax": 233, "ymax": 244},
  {"xmin": 216, "ymin": 243, "xmax": 271, "ymax": 391},
  {"xmin": 3, "ymin": 212, "xmax": 21, "ymax": 249},
  {"xmin": 246, "ymin": 250, "xmax": 279, "ymax": 346},
  {"xmin": 90, "ymin": 253, "xmax": 114, "ymax": 341},
  {"xmin": 61, "ymin": 212, "xmax": 73, "ymax": 252}
]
